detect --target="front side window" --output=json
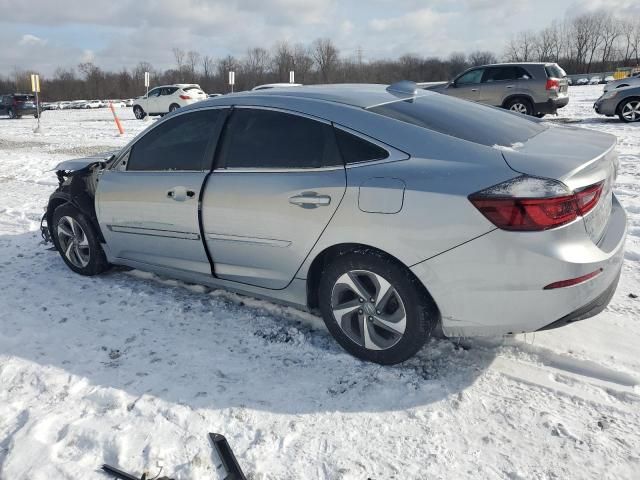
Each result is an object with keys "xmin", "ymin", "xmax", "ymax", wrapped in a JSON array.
[
  {"xmin": 148, "ymin": 88, "xmax": 161, "ymax": 98},
  {"xmin": 219, "ymin": 109, "xmax": 341, "ymax": 169},
  {"xmin": 456, "ymin": 69, "xmax": 484, "ymax": 85},
  {"xmin": 127, "ymin": 109, "xmax": 225, "ymax": 171}
]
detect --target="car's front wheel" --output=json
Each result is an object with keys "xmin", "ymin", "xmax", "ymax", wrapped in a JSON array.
[
  {"xmin": 133, "ymin": 105, "xmax": 146, "ymax": 119},
  {"xmin": 52, "ymin": 204, "xmax": 109, "ymax": 276},
  {"xmin": 506, "ymin": 97, "xmax": 533, "ymax": 116},
  {"xmin": 618, "ymin": 98, "xmax": 640, "ymax": 123},
  {"xmin": 8, "ymin": 108, "xmax": 16, "ymax": 119},
  {"xmin": 318, "ymin": 250, "xmax": 438, "ymax": 365}
]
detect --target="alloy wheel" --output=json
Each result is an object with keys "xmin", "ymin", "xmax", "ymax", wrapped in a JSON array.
[
  {"xmin": 133, "ymin": 106, "xmax": 144, "ymax": 119},
  {"xmin": 57, "ymin": 216, "xmax": 91, "ymax": 268},
  {"xmin": 621, "ymin": 100, "xmax": 640, "ymax": 122},
  {"xmin": 330, "ymin": 270, "xmax": 407, "ymax": 351},
  {"xmin": 509, "ymin": 102, "xmax": 529, "ymax": 114}
]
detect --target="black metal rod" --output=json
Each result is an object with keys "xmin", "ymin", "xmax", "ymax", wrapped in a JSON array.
[
  {"xmin": 209, "ymin": 433, "xmax": 247, "ymax": 480},
  {"xmin": 102, "ymin": 464, "xmax": 141, "ymax": 480}
]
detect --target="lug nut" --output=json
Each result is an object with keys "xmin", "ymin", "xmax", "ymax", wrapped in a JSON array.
[
  {"xmin": 368, "ymin": 316, "xmax": 373, "ymax": 321},
  {"xmin": 358, "ymin": 309, "xmax": 363, "ymax": 315},
  {"xmin": 376, "ymin": 310, "xmax": 381, "ymax": 315},
  {"xmin": 359, "ymin": 298, "xmax": 364, "ymax": 303}
]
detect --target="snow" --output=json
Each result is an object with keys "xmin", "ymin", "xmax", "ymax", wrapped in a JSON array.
[{"xmin": 1, "ymin": 88, "xmax": 639, "ymax": 479}]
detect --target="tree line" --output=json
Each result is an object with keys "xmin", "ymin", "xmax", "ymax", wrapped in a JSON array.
[
  {"xmin": 1, "ymin": 10, "xmax": 638, "ymax": 101},
  {"xmin": 506, "ymin": 12, "xmax": 640, "ymax": 73}
]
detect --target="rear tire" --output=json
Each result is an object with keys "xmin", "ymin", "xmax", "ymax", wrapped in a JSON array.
[
  {"xmin": 169, "ymin": 103, "xmax": 180, "ymax": 112},
  {"xmin": 133, "ymin": 105, "xmax": 146, "ymax": 119},
  {"xmin": 318, "ymin": 249, "xmax": 438, "ymax": 365},
  {"xmin": 618, "ymin": 98, "xmax": 640, "ymax": 123},
  {"xmin": 506, "ymin": 97, "xmax": 533, "ymax": 116},
  {"xmin": 51, "ymin": 204, "xmax": 109, "ymax": 276}
]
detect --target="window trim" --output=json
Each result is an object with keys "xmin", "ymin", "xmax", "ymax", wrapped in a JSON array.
[
  {"xmin": 110, "ymin": 106, "xmax": 229, "ymax": 173},
  {"xmin": 332, "ymin": 124, "xmax": 408, "ymax": 169},
  {"xmin": 213, "ymin": 105, "xmax": 344, "ymax": 173}
]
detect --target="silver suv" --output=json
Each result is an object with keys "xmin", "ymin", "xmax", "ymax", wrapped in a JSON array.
[{"xmin": 426, "ymin": 62, "xmax": 569, "ymax": 117}]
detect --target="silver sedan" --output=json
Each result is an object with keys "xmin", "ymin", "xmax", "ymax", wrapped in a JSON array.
[
  {"xmin": 43, "ymin": 82, "xmax": 627, "ymax": 364},
  {"xmin": 594, "ymin": 85, "xmax": 640, "ymax": 123}
]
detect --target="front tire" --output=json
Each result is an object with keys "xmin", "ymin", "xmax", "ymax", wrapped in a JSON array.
[
  {"xmin": 8, "ymin": 108, "xmax": 16, "ymax": 119},
  {"xmin": 506, "ymin": 97, "xmax": 533, "ymax": 116},
  {"xmin": 51, "ymin": 204, "xmax": 109, "ymax": 276},
  {"xmin": 618, "ymin": 98, "xmax": 640, "ymax": 123},
  {"xmin": 133, "ymin": 105, "xmax": 146, "ymax": 119},
  {"xmin": 318, "ymin": 250, "xmax": 438, "ymax": 365}
]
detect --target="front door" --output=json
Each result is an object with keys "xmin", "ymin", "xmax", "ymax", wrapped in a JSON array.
[
  {"xmin": 447, "ymin": 67, "xmax": 484, "ymax": 102},
  {"xmin": 96, "ymin": 108, "xmax": 227, "ymax": 274},
  {"xmin": 202, "ymin": 107, "xmax": 347, "ymax": 289}
]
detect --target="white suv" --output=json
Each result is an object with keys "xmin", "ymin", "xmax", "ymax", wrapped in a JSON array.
[{"xmin": 132, "ymin": 84, "xmax": 207, "ymax": 119}]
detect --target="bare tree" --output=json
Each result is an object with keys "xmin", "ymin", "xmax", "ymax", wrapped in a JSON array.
[
  {"xmin": 312, "ymin": 38, "xmax": 339, "ymax": 82},
  {"xmin": 292, "ymin": 44, "xmax": 314, "ymax": 83},
  {"xmin": 447, "ymin": 52, "xmax": 467, "ymax": 77},
  {"xmin": 468, "ymin": 51, "xmax": 497, "ymax": 66},
  {"xmin": 186, "ymin": 50, "xmax": 200, "ymax": 81},
  {"xmin": 272, "ymin": 41, "xmax": 295, "ymax": 82}
]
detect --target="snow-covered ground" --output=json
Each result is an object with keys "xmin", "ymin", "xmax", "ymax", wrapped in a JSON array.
[{"xmin": 1, "ymin": 86, "xmax": 639, "ymax": 479}]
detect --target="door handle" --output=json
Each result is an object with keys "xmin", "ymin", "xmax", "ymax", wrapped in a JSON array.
[
  {"xmin": 506, "ymin": 85, "xmax": 514, "ymax": 89},
  {"xmin": 289, "ymin": 193, "xmax": 331, "ymax": 208},
  {"xmin": 167, "ymin": 186, "xmax": 196, "ymax": 201},
  {"xmin": 471, "ymin": 88, "xmax": 478, "ymax": 92}
]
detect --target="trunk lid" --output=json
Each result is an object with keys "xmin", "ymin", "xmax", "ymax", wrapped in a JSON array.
[{"xmin": 499, "ymin": 125, "xmax": 618, "ymax": 244}]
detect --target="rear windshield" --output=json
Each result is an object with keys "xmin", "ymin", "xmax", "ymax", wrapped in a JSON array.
[
  {"xmin": 369, "ymin": 93, "xmax": 547, "ymax": 147},
  {"xmin": 545, "ymin": 64, "xmax": 566, "ymax": 78},
  {"xmin": 183, "ymin": 86, "xmax": 203, "ymax": 92}
]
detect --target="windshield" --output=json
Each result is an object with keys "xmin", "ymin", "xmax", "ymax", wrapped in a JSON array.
[{"xmin": 369, "ymin": 94, "xmax": 547, "ymax": 147}]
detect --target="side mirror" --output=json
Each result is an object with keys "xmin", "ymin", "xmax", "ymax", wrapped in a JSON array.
[{"xmin": 448, "ymin": 80, "xmax": 457, "ymax": 88}]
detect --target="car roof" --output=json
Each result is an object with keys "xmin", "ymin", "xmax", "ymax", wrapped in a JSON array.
[{"xmin": 201, "ymin": 83, "xmax": 433, "ymax": 109}]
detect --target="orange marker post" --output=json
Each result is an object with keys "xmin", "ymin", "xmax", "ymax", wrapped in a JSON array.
[{"xmin": 109, "ymin": 102, "xmax": 125, "ymax": 135}]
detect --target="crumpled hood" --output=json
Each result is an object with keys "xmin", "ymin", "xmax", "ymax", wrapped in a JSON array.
[{"xmin": 52, "ymin": 150, "xmax": 119, "ymax": 172}]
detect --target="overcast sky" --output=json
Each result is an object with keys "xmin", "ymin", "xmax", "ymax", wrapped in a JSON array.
[{"xmin": 0, "ymin": 0, "xmax": 637, "ymax": 76}]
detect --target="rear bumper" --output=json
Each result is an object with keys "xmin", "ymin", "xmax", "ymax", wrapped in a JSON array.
[
  {"xmin": 411, "ymin": 194, "xmax": 627, "ymax": 337},
  {"xmin": 535, "ymin": 96, "xmax": 569, "ymax": 114},
  {"xmin": 537, "ymin": 268, "xmax": 621, "ymax": 331}
]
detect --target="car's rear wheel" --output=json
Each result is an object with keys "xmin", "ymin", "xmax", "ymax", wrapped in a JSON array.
[
  {"xmin": 506, "ymin": 97, "xmax": 533, "ymax": 116},
  {"xmin": 52, "ymin": 204, "xmax": 109, "ymax": 276},
  {"xmin": 133, "ymin": 105, "xmax": 146, "ymax": 119},
  {"xmin": 618, "ymin": 98, "xmax": 640, "ymax": 123},
  {"xmin": 169, "ymin": 103, "xmax": 180, "ymax": 112},
  {"xmin": 318, "ymin": 250, "xmax": 437, "ymax": 364}
]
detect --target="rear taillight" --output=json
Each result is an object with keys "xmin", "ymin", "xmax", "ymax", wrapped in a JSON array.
[
  {"xmin": 179, "ymin": 94, "xmax": 191, "ymax": 100},
  {"xmin": 546, "ymin": 78, "xmax": 560, "ymax": 91},
  {"xmin": 469, "ymin": 176, "xmax": 604, "ymax": 231}
]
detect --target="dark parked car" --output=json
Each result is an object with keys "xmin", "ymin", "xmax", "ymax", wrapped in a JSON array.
[{"xmin": 0, "ymin": 93, "xmax": 39, "ymax": 118}]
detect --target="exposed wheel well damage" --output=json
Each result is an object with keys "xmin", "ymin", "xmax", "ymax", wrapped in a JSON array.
[
  {"xmin": 305, "ymin": 243, "xmax": 441, "ymax": 328},
  {"xmin": 44, "ymin": 162, "xmax": 106, "ymax": 244}
]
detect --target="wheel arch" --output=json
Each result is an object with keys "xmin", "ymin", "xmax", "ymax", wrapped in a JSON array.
[
  {"xmin": 46, "ymin": 192, "xmax": 105, "ymax": 243},
  {"xmin": 616, "ymin": 96, "xmax": 640, "ymax": 115},
  {"xmin": 501, "ymin": 94, "xmax": 534, "ymax": 110},
  {"xmin": 305, "ymin": 242, "xmax": 441, "ymax": 324}
]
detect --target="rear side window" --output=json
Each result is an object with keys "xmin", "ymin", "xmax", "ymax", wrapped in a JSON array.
[
  {"xmin": 220, "ymin": 109, "xmax": 341, "ymax": 169},
  {"xmin": 162, "ymin": 87, "xmax": 178, "ymax": 95},
  {"xmin": 545, "ymin": 64, "xmax": 566, "ymax": 78},
  {"xmin": 369, "ymin": 94, "xmax": 547, "ymax": 147},
  {"xmin": 483, "ymin": 67, "xmax": 531, "ymax": 82},
  {"xmin": 334, "ymin": 128, "xmax": 389, "ymax": 164},
  {"xmin": 128, "ymin": 109, "xmax": 224, "ymax": 171}
]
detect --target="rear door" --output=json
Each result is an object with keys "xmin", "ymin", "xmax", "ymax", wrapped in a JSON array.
[
  {"xmin": 145, "ymin": 87, "xmax": 162, "ymax": 114},
  {"xmin": 447, "ymin": 68, "xmax": 484, "ymax": 102},
  {"xmin": 480, "ymin": 66, "xmax": 520, "ymax": 106},
  {"xmin": 158, "ymin": 86, "xmax": 178, "ymax": 112},
  {"xmin": 202, "ymin": 107, "xmax": 347, "ymax": 289},
  {"xmin": 96, "ymin": 108, "xmax": 227, "ymax": 274}
]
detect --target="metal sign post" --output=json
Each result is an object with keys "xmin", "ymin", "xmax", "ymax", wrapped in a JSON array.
[
  {"xmin": 143, "ymin": 71, "xmax": 151, "ymax": 122},
  {"xmin": 289, "ymin": 70, "xmax": 295, "ymax": 84},
  {"xmin": 229, "ymin": 71, "xmax": 235, "ymax": 93},
  {"xmin": 31, "ymin": 74, "xmax": 41, "ymax": 133}
]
